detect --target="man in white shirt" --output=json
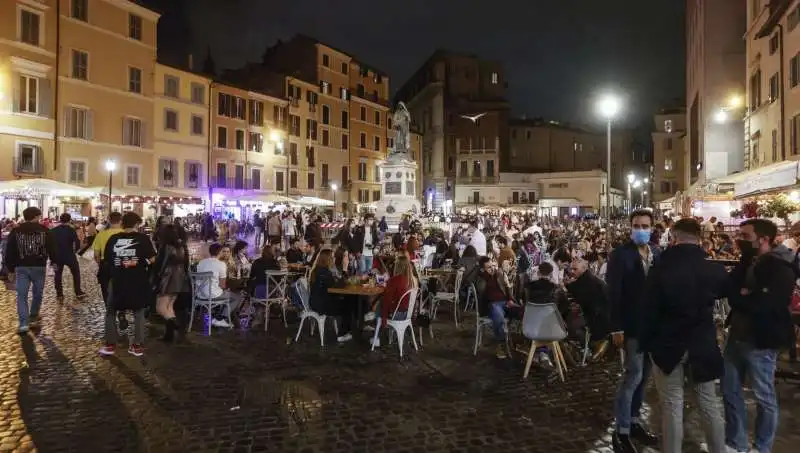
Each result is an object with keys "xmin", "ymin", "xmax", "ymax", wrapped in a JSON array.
[
  {"xmin": 281, "ymin": 212, "xmax": 296, "ymax": 251},
  {"xmin": 468, "ymin": 221, "xmax": 487, "ymax": 256},
  {"xmin": 196, "ymin": 243, "xmax": 239, "ymax": 328}
]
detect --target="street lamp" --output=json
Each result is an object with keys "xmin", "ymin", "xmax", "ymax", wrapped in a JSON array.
[
  {"xmin": 626, "ymin": 173, "xmax": 636, "ymax": 214},
  {"xmin": 632, "ymin": 179, "xmax": 642, "ymax": 208},
  {"xmin": 331, "ymin": 183, "xmax": 338, "ymax": 217},
  {"xmin": 714, "ymin": 109, "xmax": 728, "ymax": 124},
  {"xmin": 105, "ymin": 160, "xmax": 116, "ymax": 213},
  {"xmin": 597, "ymin": 94, "xmax": 621, "ymax": 222}
]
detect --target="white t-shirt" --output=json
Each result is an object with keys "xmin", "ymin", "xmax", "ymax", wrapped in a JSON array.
[
  {"xmin": 469, "ymin": 229, "xmax": 487, "ymax": 256},
  {"xmin": 362, "ymin": 227, "xmax": 375, "ymax": 257},
  {"xmin": 282, "ymin": 218, "xmax": 296, "ymax": 237},
  {"xmin": 196, "ymin": 257, "xmax": 227, "ymax": 299}
]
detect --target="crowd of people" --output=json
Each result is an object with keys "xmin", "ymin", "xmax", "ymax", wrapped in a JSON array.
[{"xmin": 0, "ymin": 204, "xmax": 798, "ymax": 453}]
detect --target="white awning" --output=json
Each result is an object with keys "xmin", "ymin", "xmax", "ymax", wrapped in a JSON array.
[
  {"xmin": 0, "ymin": 179, "xmax": 98, "ymax": 198},
  {"xmin": 294, "ymin": 196, "xmax": 334, "ymax": 206}
]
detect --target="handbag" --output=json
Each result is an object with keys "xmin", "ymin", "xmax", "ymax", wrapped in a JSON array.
[{"xmin": 522, "ymin": 302, "xmax": 568, "ymax": 342}]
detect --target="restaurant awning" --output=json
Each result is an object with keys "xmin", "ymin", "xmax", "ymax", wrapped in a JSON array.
[
  {"xmin": 0, "ymin": 178, "xmax": 98, "ymax": 198},
  {"xmin": 294, "ymin": 196, "xmax": 334, "ymax": 206},
  {"xmin": 711, "ymin": 161, "xmax": 800, "ymax": 199}
]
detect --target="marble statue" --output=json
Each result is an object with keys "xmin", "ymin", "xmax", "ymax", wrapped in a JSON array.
[{"xmin": 390, "ymin": 102, "xmax": 412, "ymax": 159}]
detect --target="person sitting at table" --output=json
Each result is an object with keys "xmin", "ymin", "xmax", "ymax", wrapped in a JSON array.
[
  {"xmin": 305, "ymin": 242, "xmax": 319, "ymax": 267},
  {"xmin": 370, "ymin": 254, "xmax": 418, "ymax": 348},
  {"xmin": 232, "ymin": 240, "xmax": 251, "ymax": 275},
  {"xmin": 524, "ymin": 262, "xmax": 571, "ymax": 368},
  {"xmin": 459, "ymin": 245, "xmax": 480, "ymax": 294},
  {"xmin": 248, "ymin": 245, "xmax": 282, "ymax": 298},
  {"xmin": 309, "ymin": 248, "xmax": 351, "ymax": 343},
  {"xmin": 474, "ymin": 256, "xmax": 516, "ymax": 359},
  {"xmin": 285, "ymin": 237, "xmax": 305, "ymax": 264}
]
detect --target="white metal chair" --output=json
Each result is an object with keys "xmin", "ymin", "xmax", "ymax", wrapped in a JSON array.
[
  {"xmin": 431, "ymin": 269, "xmax": 463, "ymax": 327},
  {"xmin": 189, "ymin": 271, "xmax": 233, "ymax": 336},
  {"xmin": 250, "ymin": 270, "xmax": 289, "ymax": 332},
  {"xmin": 371, "ymin": 288, "xmax": 420, "ymax": 358},
  {"xmin": 293, "ymin": 277, "xmax": 338, "ymax": 346}
]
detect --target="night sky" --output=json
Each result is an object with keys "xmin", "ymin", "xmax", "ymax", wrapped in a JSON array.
[{"xmin": 144, "ymin": 0, "xmax": 685, "ymax": 129}]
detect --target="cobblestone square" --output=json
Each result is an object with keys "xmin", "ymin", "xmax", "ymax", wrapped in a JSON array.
[{"xmin": 0, "ymin": 258, "xmax": 797, "ymax": 453}]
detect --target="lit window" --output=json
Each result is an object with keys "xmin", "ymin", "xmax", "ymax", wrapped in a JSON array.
[{"xmin": 664, "ymin": 158, "xmax": 674, "ymax": 171}]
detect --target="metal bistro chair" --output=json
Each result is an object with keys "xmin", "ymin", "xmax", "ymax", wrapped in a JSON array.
[
  {"xmin": 189, "ymin": 271, "xmax": 233, "ymax": 336},
  {"xmin": 431, "ymin": 268, "xmax": 464, "ymax": 328},
  {"xmin": 371, "ymin": 288, "xmax": 420, "ymax": 358},
  {"xmin": 250, "ymin": 269, "xmax": 289, "ymax": 332}
]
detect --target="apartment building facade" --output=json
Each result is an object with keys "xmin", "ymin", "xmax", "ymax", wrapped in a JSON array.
[
  {"xmin": 395, "ymin": 50, "xmax": 509, "ymax": 211},
  {"xmin": 651, "ymin": 109, "xmax": 687, "ymax": 203},
  {"xmin": 508, "ymin": 119, "xmax": 605, "ymax": 173}
]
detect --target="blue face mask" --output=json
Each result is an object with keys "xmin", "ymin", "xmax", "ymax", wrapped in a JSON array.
[{"xmin": 631, "ymin": 229, "xmax": 651, "ymax": 245}]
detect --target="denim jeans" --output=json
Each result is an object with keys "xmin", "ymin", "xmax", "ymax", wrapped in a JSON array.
[
  {"xmin": 723, "ymin": 340, "xmax": 779, "ymax": 453},
  {"xmin": 652, "ymin": 353, "xmax": 725, "ymax": 453},
  {"xmin": 15, "ymin": 266, "xmax": 46, "ymax": 327},
  {"xmin": 359, "ymin": 255, "xmax": 374, "ymax": 274},
  {"xmin": 488, "ymin": 301, "xmax": 507, "ymax": 343},
  {"xmin": 615, "ymin": 337, "xmax": 651, "ymax": 434},
  {"xmin": 54, "ymin": 259, "xmax": 82, "ymax": 297}
]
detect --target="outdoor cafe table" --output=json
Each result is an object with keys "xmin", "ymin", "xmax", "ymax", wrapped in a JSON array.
[{"xmin": 328, "ymin": 285, "xmax": 385, "ymax": 332}]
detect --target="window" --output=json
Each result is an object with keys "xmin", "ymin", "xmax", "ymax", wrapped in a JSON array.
[
  {"xmin": 665, "ymin": 138, "xmax": 673, "ymax": 150},
  {"xmin": 487, "ymin": 160, "xmax": 495, "ymax": 177},
  {"xmin": 68, "ymin": 160, "xmax": 86, "ymax": 184},
  {"xmin": 191, "ymin": 83, "xmax": 205, "ymax": 104},
  {"xmin": 322, "ymin": 130, "xmax": 329, "ymax": 146},
  {"xmin": 72, "ymin": 50, "xmax": 88, "ymax": 80},
  {"xmin": 374, "ymin": 111, "xmax": 381, "ymax": 126},
  {"xmin": 320, "ymin": 81, "xmax": 331, "ymax": 95},
  {"xmin": 186, "ymin": 162, "xmax": 201, "ymax": 188},
  {"xmin": 249, "ymin": 132, "xmax": 263, "ymax": 152},
  {"xmin": 217, "ymin": 126, "xmax": 227, "ymax": 148},
  {"xmin": 548, "ymin": 183, "xmax": 568, "ymax": 189},
  {"xmin": 17, "ymin": 75, "xmax": 38, "ymax": 114},
  {"xmin": 772, "ymin": 129, "xmax": 778, "ymax": 161},
  {"xmin": 122, "ymin": 117, "xmax": 143, "ymax": 147},
  {"xmin": 191, "ymin": 115, "xmax": 203, "ymax": 136},
  {"xmin": 165, "ymin": 76, "xmax": 179, "ymax": 98},
  {"xmin": 360, "ymin": 107, "xmax": 367, "ymax": 121},
  {"xmin": 322, "ymin": 105, "xmax": 330, "ymax": 125},
  {"xmin": 128, "ymin": 67, "xmax": 142, "ymax": 94},
  {"xmin": 322, "ymin": 54, "xmax": 330, "ymax": 67},
  {"xmin": 15, "ymin": 144, "xmax": 42, "ymax": 175},
  {"xmin": 472, "ymin": 161, "xmax": 481, "ymax": 177},
  {"xmin": 248, "ymin": 100, "xmax": 264, "ymax": 126},
  {"xmin": 340, "ymin": 87, "xmax": 349, "ymax": 101},
  {"xmin": 341, "ymin": 133, "xmax": 348, "ymax": 149},
  {"xmin": 360, "ymin": 132, "xmax": 367, "ymax": 148},
  {"xmin": 216, "ymin": 163, "xmax": 227, "ymax": 188},
  {"xmin": 159, "ymin": 159, "xmax": 177, "ymax": 187},
  {"xmin": 307, "ymin": 147, "xmax": 316, "ymax": 167},
  {"xmin": 20, "ymin": 9, "xmax": 41, "ymax": 46},
  {"xmin": 769, "ymin": 33, "xmax": 779, "ymax": 55},
  {"xmin": 769, "ymin": 73, "xmax": 779, "ymax": 101},
  {"xmin": 71, "ymin": 0, "xmax": 88, "ymax": 21},
  {"xmin": 374, "ymin": 136, "xmax": 380, "ymax": 151},
  {"xmin": 790, "ymin": 5, "xmax": 800, "ymax": 31},
  {"xmin": 793, "ymin": 55, "xmax": 800, "ymax": 89},
  {"xmin": 234, "ymin": 165, "xmax": 245, "ymax": 189},
  {"xmin": 129, "ymin": 14, "xmax": 143, "ymax": 41},
  {"xmin": 217, "ymin": 93, "xmax": 246, "ymax": 119},
  {"xmin": 275, "ymin": 171, "xmax": 285, "ymax": 192},
  {"xmin": 373, "ymin": 190, "xmax": 381, "ymax": 202},
  {"xmin": 341, "ymin": 110, "xmax": 349, "ymax": 129},
  {"xmin": 164, "ymin": 109, "xmax": 178, "ymax": 131},
  {"xmin": 341, "ymin": 62, "xmax": 348, "ymax": 74},
  {"xmin": 664, "ymin": 120, "xmax": 673, "ymax": 132},
  {"xmin": 290, "ymin": 171, "xmax": 298, "ymax": 189},
  {"xmin": 289, "ymin": 143, "xmax": 298, "ymax": 165},
  {"xmin": 664, "ymin": 158, "xmax": 674, "ymax": 171},
  {"xmin": 252, "ymin": 169, "xmax": 261, "ymax": 190},
  {"xmin": 459, "ymin": 160, "xmax": 468, "ymax": 176},
  {"xmin": 125, "ymin": 166, "xmax": 140, "ymax": 187},
  {"xmin": 64, "ymin": 107, "xmax": 91, "ymax": 139},
  {"xmin": 308, "ymin": 172, "xmax": 315, "ymax": 190},
  {"xmin": 358, "ymin": 162, "xmax": 367, "ymax": 181},
  {"xmin": 792, "ymin": 115, "xmax": 800, "ymax": 156},
  {"xmin": 235, "ymin": 129, "xmax": 245, "ymax": 150},
  {"xmin": 342, "ymin": 166, "xmax": 349, "ymax": 184},
  {"xmin": 358, "ymin": 189, "xmax": 369, "ymax": 203},
  {"xmin": 750, "ymin": 70, "xmax": 762, "ymax": 108},
  {"xmin": 374, "ymin": 165, "xmax": 381, "ymax": 182},
  {"xmin": 491, "ymin": 72, "xmax": 498, "ymax": 84},
  {"xmin": 322, "ymin": 164, "xmax": 329, "ymax": 186},
  {"xmin": 288, "ymin": 114, "xmax": 300, "ymax": 137}
]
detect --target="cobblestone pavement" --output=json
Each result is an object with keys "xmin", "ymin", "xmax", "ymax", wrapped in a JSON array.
[{"xmin": 0, "ymin": 257, "xmax": 798, "ymax": 453}]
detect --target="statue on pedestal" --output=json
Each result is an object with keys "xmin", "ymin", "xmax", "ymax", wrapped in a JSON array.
[{"xmin": 390, "ymin": 102, "xmax": 412, "ymax": 161}]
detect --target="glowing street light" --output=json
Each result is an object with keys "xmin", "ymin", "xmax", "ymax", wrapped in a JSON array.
[
  {"xmin": 596, "ymin": 93, "xmax": 622, "ymax": 223},
  {"xmin": 728, "ymin": 95, "xmax": 743, "ymax": 109},
  {"xmin": 633, "ymin": 180, "xmax": 642, "ymax": 189},
  {"xmin": 330, "ymin": 183, "xmax": 338, "ymax": 216},
  {"xmin": 627, "ymin": 173, "xmax": 636, "ymax": 184},
  {"xmin": 714, "ymin": 109, "xmax": 728, "ymax": 124},
  {"xmin": 105, "ymin": 159, "xmax": 116, "ymax": 213}
]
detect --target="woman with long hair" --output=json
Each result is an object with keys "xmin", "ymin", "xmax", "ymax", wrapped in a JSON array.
[
  {"xmin": 370, "ymin": 254, "xmax": 418, "ymax": 347},
  {"xmin": 248, "ymin": 244, "xmax": 282, "ymax": 298},
  {"xmin": 152, "ymin": 224, "xmax": 190, "ymax": 342}
]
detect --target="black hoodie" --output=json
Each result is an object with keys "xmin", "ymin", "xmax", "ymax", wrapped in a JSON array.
[{"xmin": 5, "ymin": 222, "xmax": 55, "ymax": 271}]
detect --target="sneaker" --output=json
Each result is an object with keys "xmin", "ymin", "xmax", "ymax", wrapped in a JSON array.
[
  {"xmin": 370, "ymin": 337, "xmax": 381, "ymax": 348},
  {"xmin": 611, "ymin": 431, "xmax": 638, "ymax": 453},
  {"xmin": 536, "ymin": 351, "xmax": 554, "ymax": 369},
  {"xmin": 211, "ymin": 318, "xmax": 232, "ymax": 328},
  {"xmin": 337, "ymin": 333, "xmax": 353, "ymax": 343},
  {"xmin": 699, "ymin": 442, "xmax": 708, "ymax": 453},
  {"xmin": 99, "ymin": 344, "xmax": 116, "ymax": 356},
  {"xmin": 17, "ymin": 325, "xmax": 29, "ymax": 335},
  {"xmin": 118, "ymin": 314, "xmax": 129, "ymax": 330},
  {"xmin": 495, "ymin": 344, "xmax": 508, "ymax": 359},
  {"xmin": 363, "ymin": 312, "xmax": 376, "ymax": 322},
  {"xmin": 128, "ymin": 344, "xmax": 144, "ymax": 357},
  {"xmin": 364, "ymin": 325, "xmax": 375, "ymax": 332}
]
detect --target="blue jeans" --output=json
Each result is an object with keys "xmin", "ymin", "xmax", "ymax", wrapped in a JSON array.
[
  {"xmin": 15, "ymin": 266, "xmax": 46, "ymax": 327},
  {"xmin": 359, "ymin": 255, "xmax": 374, "ymax": 274},
  {"xmin": 723, "ymin": 340, "xmax": 779, "ymax": 453},
  {"xmin": 615, "ymin": 337, "xmax": 651, "ymax": 434},
  {"xmin": 488, "ymin": 301, "xmax": 507, "ymax": 343}
]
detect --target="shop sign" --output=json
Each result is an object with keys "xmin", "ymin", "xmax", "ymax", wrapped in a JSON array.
[{"xmin": 734, "ymin": 162, "xmax": 799, "ymax": 197}]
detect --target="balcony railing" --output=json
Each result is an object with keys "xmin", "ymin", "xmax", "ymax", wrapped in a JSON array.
[
  {"xmin": 456, "ymin": 176, "xmax": 499, "ymax": 185},
  {"xmin": 13, "ymin": 155, "xmax": 45, "ymax": 176},
  {"xmin": 507, "ymin": 197, "xmax": 536, "ymax": 205},
  {"xmin": 209, "ymin": 177, "xmax": 262, "ymax": 191},
  {"xmin": 458, "ymin": 146, "xmax": 498, "ymax": 154}
]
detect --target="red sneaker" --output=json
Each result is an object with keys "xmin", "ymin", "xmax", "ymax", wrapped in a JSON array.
[
  {"xmin": 128, "ymin": 344, "xmax": 144, "ymax": 357},
  {"xmin": 99, "ymin": 344, "xmax": 116, "ymax": 356}
]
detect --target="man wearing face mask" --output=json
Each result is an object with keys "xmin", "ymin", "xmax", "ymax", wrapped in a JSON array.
[
  {"xmin": 723, "ymin": 219, "xmax": 795, "ymax": 453},
  {"xmin": 606, "ymin": 208, "xmax": 660, "ymax": 453}
]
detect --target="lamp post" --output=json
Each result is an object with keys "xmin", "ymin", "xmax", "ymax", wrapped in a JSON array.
[
  {"xmin": 643, "ymin": 177, "xmax": 650, "ymax": 208},
  {"xmin": 598, "ymin": 94, "xmax": 621, "ymax": 223},
  {"xmin": 626, "ymin": 172, "xmax": 636, "ymax": 214},
  {"xmin": 105, "ymin": 159, "xmax": 116, "ymax": 213},
  {"xmin": 632, "ymin": 179, "xmax": 642, "ymax": 208},
  {"xmin": 331, "ymin": 183, "xmax": 338, "ymax": 218}
]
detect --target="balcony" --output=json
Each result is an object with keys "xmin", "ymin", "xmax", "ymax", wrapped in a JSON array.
[
  {"xmin": 507, "ymin": 196, "xmax": 536, "ymax": 205},
  {"xmin": 456, "ymin": 176, "xmax": 499, "ymax": 185},
  {"xmin": 13, "ymin": 155, "xmax": 45, "ymax": 176},
  {"xmin": 458, "ymin": 146, "xmax": 498, "ymax": 155},
  {"xmin": 209, "ymin": 177, "xmax": 262, "ymax": 191}
]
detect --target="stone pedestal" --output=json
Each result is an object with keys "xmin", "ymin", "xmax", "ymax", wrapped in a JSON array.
[{"xmin": 374, "ymin": 157, "xmax": 421, "ymax": 229}]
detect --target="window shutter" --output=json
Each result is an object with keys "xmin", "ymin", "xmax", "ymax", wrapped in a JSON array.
[
  {"xmin": 122, "ymin": 118, "xmax": 130, "ymax": 146},
  {"xmin": 85, "ymin": 110, "xmax": 94, "ymax": 140},
  {"xmin": 63, "ymin": 107, "xmax": 72, "ymax": 136},
  {"xmin": 11, "ymin": 74, "xmax": 21, "ymax": 113},
  {"xmin": 141, "ymin": 121, "xmax": 147, "ymax": 148},
  {"xmin": 39, "ymin": 78, "xmax": 52, "ymax": 118}
]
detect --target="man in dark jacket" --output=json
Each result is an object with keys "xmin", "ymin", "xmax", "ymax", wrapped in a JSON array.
[
  {"xmin": 606, "ymin": 209, "xmax": 660, "ymax": 453},
  {"xmin": 5, "ymin": 207, "xmax": 55, "ymax": 334},
  {"xmin": 50, "ymin": 213, "xmax": 86, "ymax": 301},
  {"xmin": 640, "ymin": 218, "xmax": 727, "ymax": 453},
  {"xmin": 564, "ymin": 258, "xmax": 610, "ymax": 351},
  {"xmin": 723, "ymin": 219, "xmax": 795, "ymax": 453}
]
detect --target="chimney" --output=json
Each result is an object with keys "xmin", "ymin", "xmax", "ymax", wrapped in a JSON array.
[{"xmin": 188, "ymin": 54, "xmax": 194, "ymax": 71}]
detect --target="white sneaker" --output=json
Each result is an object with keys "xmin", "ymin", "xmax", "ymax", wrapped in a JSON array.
[
  {"xmin": 211, "ymin": 318, "xmax": 232, "ymax": 328},
  {"xmin": 363, "ymin": 312, "xmax": 376, "ymax": 322},
  {"xmin": 363, "ymin": 325, "xmax": 375, "ymax": 332},
  {"xmin": 337, "ymin": 333, "xmax": 353, "ymax": 343},
  {"xmin": 725, "ymin": 446, "xmax": 747, "ymax": 453},
  {"xmin": 699, "ymin": 442, "xmax": 708, "ymax": 453},
  {"xmin": 370, "ymin": 337, "xmax": 380, "ymax": 347},
  {"xmin": 536, "ymin": 351, "xmax": 554, "ymax": 369}
]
